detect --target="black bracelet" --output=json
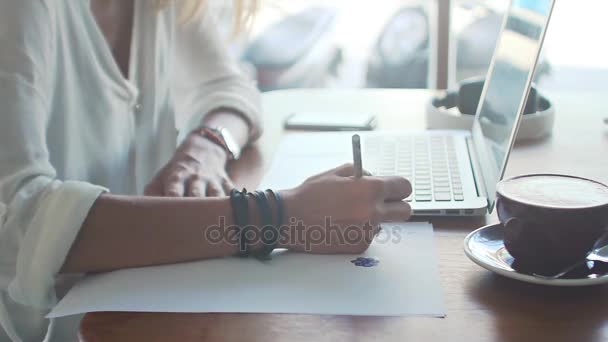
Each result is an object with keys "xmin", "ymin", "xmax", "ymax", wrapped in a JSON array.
[
  {"xmin": 229, "ymin": 188, "xmax": 250, "ymax": 257},
  {"xmin": 266, "ymin": 189, "xmax": 285, "ymax": 256},
  {"xmin": 251, "ymin": 191, "xmax": 277, "ymax": 260},
  {"xmin": 266, "ymin": 189, "xmax": 285, "ymax": 230}
]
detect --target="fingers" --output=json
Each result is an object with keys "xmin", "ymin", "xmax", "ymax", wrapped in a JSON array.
[
  {"xmin": 186, "ymin": 178, "xmax": 207, "ymax": 197},
  {"xmin": 164, "ymin": 177, "xmax": 186, "ymax": 197},
  {"xmin": 222, "ymin": 177, "xmax": 235, "ymax": 195},
  {"xmin": 144, "ymin": 180, "xmax": 163, "ymax": 196},
  {"xmin": 149, "ymin": 149, "xmax": 233, "ymax": 197},
  {"xmin": 186, "ymin": 176, "xmax": 233, "ymax": 197},
  {"xmin": 379, "ymin": 176, "xmax": 412, "ymax": 201},
  {"xmin": 378, "ymin": 201, "xmax": 412, "ymax": 222},
  {"xmin": 206, "ymin": 181, "xmax": 224, "ymax": 197}
]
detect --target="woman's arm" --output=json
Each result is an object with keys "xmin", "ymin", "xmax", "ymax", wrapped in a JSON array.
[
  {"xmin": 62, "ymin": 164, "xmax": 413, "ymax": 274},
  {"xmin": 172, "ymin": 8, "xmax": 263, "ymax": 142},
  {"xmin": 60, "ymin": 194, "xmax": 255, "ymax": 273},
  {"xmin": 145, "ymin": 10, "xmax": 262, "ymax": 198}
]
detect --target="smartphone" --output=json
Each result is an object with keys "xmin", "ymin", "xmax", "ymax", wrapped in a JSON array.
[{"xmin": 284, "ymin": 111, "xmax": 377, "ymax": 131}]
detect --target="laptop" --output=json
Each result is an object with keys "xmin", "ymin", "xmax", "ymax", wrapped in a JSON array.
[
  {"xmin": 261, "ymin": 0, "xmax": 555, "ymax": 216},
  {"xmin": 364, "ymin": 0, "xmax": 556, "ymax": 216}
]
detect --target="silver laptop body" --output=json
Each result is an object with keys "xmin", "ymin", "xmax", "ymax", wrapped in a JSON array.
[{"xmin": 362, "ymin": 0, "xmax": 555, "ymax": 216}]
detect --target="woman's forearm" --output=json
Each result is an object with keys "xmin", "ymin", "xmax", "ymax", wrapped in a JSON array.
[
  {"xmin": 60, "ymin": 164, "xmax": 414, "ymax": 274},
  {"xmin": 62, "ymin": 110, "xmax": 260, "ymax": 274},
  {"xmin": 60, "ymin": 194, "xmax": 263, "ymax": 274}
]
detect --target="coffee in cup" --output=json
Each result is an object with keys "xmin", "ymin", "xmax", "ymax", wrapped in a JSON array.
[{"xmin": 496, "ymin": 174, "xmax": 608, "ymax": 274}]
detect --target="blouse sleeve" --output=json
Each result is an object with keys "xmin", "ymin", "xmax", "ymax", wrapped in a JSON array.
[
  {"xmin": 0, "ymin": 1, "xmax": 107, "ymax": 309},
  {"xmin": 172, "ymin": 8, "xmax": 263, "ymax": 143}
]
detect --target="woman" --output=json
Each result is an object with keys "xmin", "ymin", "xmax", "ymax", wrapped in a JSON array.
[{"xmin": 0, "ymin": 0, "xmax": 412, "ymax": 341}]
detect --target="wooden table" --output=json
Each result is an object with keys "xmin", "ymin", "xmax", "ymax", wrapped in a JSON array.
[{"xmin": 80, "ymin": 89, "xmax": 608, "ymax": 342}]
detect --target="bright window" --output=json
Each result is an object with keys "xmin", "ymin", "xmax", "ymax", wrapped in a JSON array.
[{"xmin": 224, "ymin": 0, "xmax": 608, "ymax": 92}]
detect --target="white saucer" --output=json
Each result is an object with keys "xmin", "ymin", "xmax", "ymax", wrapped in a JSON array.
[{"xmin": 464, "ymin": 224, "xmax": 608, "ymax": 287}]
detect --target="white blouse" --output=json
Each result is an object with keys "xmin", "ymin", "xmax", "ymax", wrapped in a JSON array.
[{"xmin": 0, "ymin": 0, "xmax": 261, "ymax": 340}]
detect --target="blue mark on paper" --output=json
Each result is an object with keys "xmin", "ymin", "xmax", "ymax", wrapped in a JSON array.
[{"xmin": 351, "ymin": 257, "xmax": 380, "ymax": 268}]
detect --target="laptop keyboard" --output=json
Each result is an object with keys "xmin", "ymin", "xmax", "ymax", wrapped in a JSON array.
[{"xmin": 364, "ymin": 135, "xmax": 464, "ymax": 202}]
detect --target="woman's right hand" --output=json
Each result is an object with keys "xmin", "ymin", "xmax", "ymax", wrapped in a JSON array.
[{"xmin": 278, "ymin": 164, "xmax": 412, "ymax": 254}]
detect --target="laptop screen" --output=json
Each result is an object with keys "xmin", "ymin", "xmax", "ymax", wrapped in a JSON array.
[{"xmin": 471, "ymin": 0, "xmax": 554, "ymax": 211}]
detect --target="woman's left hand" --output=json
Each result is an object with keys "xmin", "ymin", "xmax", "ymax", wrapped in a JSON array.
[{"xmin": 144, "ymin": 131, "xmax": 234, "ymax": 197}]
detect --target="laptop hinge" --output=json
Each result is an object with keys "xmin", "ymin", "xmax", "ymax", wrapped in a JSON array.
[{"xmin": 465, "ymin": 137, "xmax": 490, "ymax": 209}]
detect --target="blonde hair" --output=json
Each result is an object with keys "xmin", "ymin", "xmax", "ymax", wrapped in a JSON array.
[{"xmin": 157, "ymin": 0, "xmax": 258, "ymax": 33}]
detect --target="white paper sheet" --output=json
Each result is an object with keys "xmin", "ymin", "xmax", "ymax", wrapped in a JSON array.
[
  {"xmin": 48, "ymin": 223, "xmax": 444, "ymax": 318},
  {"xmin": 49, "ymin": 134, "xmax": 445, "ymax": 318}
]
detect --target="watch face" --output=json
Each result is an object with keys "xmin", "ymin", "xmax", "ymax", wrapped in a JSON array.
[{"xmin": 218, "ymin": 127, "xmax": 241, "ymax": 160}]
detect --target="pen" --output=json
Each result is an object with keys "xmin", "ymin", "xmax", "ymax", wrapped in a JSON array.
[{"xmin": 352, "ymin": 134, "xmax": 363, "ymax": 178}]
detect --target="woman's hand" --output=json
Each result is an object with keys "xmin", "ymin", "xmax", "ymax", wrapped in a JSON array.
[
  {"xmin": 144, "ymin": 131, "xmax": 234, "ymax": 197},
  {"xmin": 279, "ymin": 164, "xmax": 412, "ymax": 254}
]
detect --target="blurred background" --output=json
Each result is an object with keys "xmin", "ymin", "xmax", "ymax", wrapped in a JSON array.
[{"xmin": 214, "ymin": 0, "xmax": 608, "ymax": 93}]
